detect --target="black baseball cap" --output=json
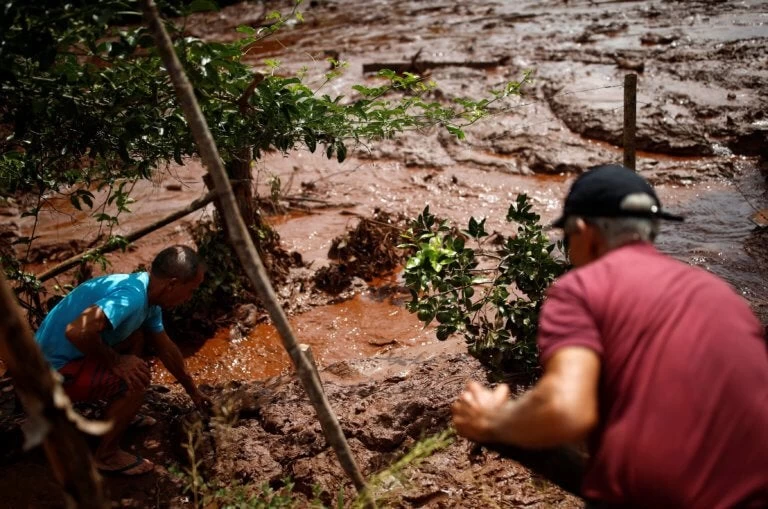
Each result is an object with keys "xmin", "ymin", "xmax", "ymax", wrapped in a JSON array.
[{"xmin": 552, "ymin": 164, "xmax": 684, "ymax": 228}]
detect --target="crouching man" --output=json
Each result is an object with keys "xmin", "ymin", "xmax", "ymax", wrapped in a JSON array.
[
  {"xmin": 452, "ymin": 164, "xmax": 768, "ymax": 508},
  {"xmin": 35, "ymin": 245, "xmax": 211, "ymax": 475}
]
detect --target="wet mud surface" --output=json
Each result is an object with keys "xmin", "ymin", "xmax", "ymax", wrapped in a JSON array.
[
  {"xmin": 1, "ymin": 353, "xmax": 581, "ymax": 508},
  {"xmin": 2, "ymin": 0, "xmax": 768, "ymax": 506}
]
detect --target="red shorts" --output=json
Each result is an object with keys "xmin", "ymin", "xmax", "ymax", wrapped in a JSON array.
[{"xmin": 58, "ymin": 357, "xmax": 127, "ymax": 402}]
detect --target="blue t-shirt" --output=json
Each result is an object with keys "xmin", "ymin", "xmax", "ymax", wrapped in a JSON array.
[{"xmin": 35, "ymin": 272, "xmax": 164, "ymax": 370}]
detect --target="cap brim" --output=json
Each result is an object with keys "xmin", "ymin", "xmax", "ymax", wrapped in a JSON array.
[
  {"xmin": 550, "ymin": 211, "xmax": 682, "ymax": 228},
  {"xmin": 551, "ymin": 215, "xmax": 567, "ymax": 228}
]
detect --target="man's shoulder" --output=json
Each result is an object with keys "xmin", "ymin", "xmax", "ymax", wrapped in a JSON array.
[
  {"xmin": 85, "ymin": 272, "xmax": 149, "ymax": 300},
  {"xmin": 551, "ymin": 243, "xmax": 687, "ymax": 293},
  {"xmin": 555, "ymin": 243, "xmax": 738, "ymax": 303}
]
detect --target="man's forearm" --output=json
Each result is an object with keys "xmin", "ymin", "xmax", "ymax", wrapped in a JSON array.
[
  {"xmin": 493, "ymin": 379, "xmax": 586, "ymax": 448},
  {"xmin": 154, "ymin": 335, "xmax": 197, "ymax": 395}
]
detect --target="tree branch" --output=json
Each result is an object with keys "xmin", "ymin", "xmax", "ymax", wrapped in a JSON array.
[{"xmin": 36, "ymin": 190, "xmax": 215, "ymax": 283}]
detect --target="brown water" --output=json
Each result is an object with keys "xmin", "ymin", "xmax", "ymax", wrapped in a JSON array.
[
  {"xmin": 12, "ymin": 0, "xmax": 768, "ymax": 385},
  {"xmin": 152, "ymin": 291, "xmax": 446, "ymax": 385}
]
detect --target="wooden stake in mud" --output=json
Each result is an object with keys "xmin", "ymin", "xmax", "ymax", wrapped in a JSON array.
[
  {"xmin": 623, "ymin": 73, "xmax": 637, "ymax": 170},
  {"xmin": 0, "ymin": 273, "xmax": 107, "ymax": 509},
  {"xmin": 139, "ymin": 0, "xmax": 372, "ymax": 502}
]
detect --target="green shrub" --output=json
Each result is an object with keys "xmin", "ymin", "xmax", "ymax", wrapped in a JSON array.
[{"xmin": 401, "ymin": 195, "xmax": 568, "ymax": 378}]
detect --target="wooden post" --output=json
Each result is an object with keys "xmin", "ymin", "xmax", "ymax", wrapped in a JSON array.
[
  {"xmin": 0, "ymin": 273, "xmax": 107, "ymax": 509},
  {"xmin": 139, "ymin": 1, "xmax": 372, "ymax": 504},
  {"xmin": 299, "ymin": 344, "xmax": 319, "ymax": 372},
  {"xmin": 299, "ymin": 344, "xmax": 324, "ymax": 394},
  {"xmin": 623, "ymin": 73, "xmax": 637, "ymax": 170}
]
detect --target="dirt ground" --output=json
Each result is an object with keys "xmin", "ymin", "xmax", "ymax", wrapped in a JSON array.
[{"xmin": 1, "ymin": 0, "xmax": 767, "ymax": 507}]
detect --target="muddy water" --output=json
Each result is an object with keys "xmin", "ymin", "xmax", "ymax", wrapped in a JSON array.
[
  {"xmin": 13, "ymin": 0, "xmax": 768, "ymax": 386},
  {"xmin": 152, "ymin": 292, "xmax": 447, "ymax": 385}
]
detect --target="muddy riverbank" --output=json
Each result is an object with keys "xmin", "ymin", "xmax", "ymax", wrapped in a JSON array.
[{"xmin": 1, "ymin": 0, "xmax": 767, "ymax": 507}]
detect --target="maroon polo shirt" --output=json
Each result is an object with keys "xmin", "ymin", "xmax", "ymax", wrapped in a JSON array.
[{"xmin": 538, "ymin": 242, "xmax": 768, "ymax": 507}]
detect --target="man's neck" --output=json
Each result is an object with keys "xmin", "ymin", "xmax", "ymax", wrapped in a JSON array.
[{"xmin": 146, "ymin": 273, "xmax": 163, "ymax": 306}]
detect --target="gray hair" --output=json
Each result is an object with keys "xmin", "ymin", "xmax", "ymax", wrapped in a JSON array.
[
  {"xmin": 151, "ymin": 245, "xmax": 203, "ymax": 282},
  {"xmin": 565, "ymin": 215, "xmax": 659, "ymax": 249}
]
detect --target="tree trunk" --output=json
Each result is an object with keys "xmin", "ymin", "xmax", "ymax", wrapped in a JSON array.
[
  {"xmin": 227, "ymin": 149, "xmax": 257, "ymax": 228},
  {"xmin": 140, "ymin": 1, "xmax": 372, "ymax": 504}
]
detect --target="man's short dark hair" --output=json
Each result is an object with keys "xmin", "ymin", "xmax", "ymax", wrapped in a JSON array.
[{"xmin": 151, "ymin": 245, "xmax": 203, "ymax": 282}]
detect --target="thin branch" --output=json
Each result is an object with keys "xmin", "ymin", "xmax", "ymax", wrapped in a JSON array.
[
  {"xmin": 236, "ymin": 72, "xmax": 265, "ymax": 113},
  {"xmin": 36, "ymin": 190, "xmax": 215, "ymax": 283},
  {"xmin": 24, "ymin": 189, "xmax": 43, "ymax": 264}
]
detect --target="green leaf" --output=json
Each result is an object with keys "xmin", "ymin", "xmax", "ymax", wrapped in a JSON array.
[
  {"xmin": 336, "ymin": 142, "xmax": 347, "ymax": 163},
  {"xmin": 70, "ymin": 194, "xmax": 82, "ymax": 211},
  {"xmin": 235, "ymin": 25, "xmax": 257, "ymax": 36},
  {"xmin": 188, "ymin": 0, "xmax": 219, "ymax": 13},
  {"xmin": 405, "ymin": 255, "xmax": 422, "ymax": 270},
  {"xmin": 436, "ymin": 325, "xmax": 456, "ymax": 341},
  {"xmin": 445, "ymin": 125, "xmax": 465, "ymax": 140},
  {"xmin": 304, "ymin": 132, "xmax": 317, "ymax": 153},
  {"xmin": 82, "ymin": 195, "xmax": 93, "ymax": 209}
]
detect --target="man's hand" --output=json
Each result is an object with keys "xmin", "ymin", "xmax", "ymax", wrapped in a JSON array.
[
  {"xmin": 112, "ymin": 354, "xmax": 151, "ymax": 391},
  {"xmin": 453, "ymin": 348, "xmax": 601, "ymax": 448},
  {"xmin": 451, "ymin": 380, "xmax": 512, "ymax": 443},
  {"xmin": 189, "ymin": 389, "xmax": 213, "ymax": 416}
]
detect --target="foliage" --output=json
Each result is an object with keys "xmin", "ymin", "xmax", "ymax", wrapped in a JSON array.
[
  {"xmin": 162, "ymin": 218, "xmax": 255, "ymax": 340},
  {"xmin": 1, "ymin": 0, "xmax": 531, "ymax": 313},
  {"xmin": 401, "ymin": 195, "xmax": 568, "ymax": 377}
]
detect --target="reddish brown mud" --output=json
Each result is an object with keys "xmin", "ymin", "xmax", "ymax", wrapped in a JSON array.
[{"xmin": 1, "ymin": 0, "xmax": 767, "ymax": 507}]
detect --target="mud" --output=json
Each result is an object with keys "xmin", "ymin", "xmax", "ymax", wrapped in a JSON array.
[
  {"xmin": 0, "ymin": 353, "xmax": 581, "ymax": 508},
  {"xmin": 2, "ymin": 0, "xmax": 768, "ymax": 507}
]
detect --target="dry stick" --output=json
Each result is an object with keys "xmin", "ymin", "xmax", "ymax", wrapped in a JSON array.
[
  {"xmin": 36, "ymin": 190, "xmax": 215, "ymax": 283},
  {"xmin": 139, "ymin": 0, "xmax": 371, "ymax": 501},
  {"xmin": 0, "ymin": 272, "xmax": 107, "ymax": 509},
  {"xmin": 623, "ymin": 73, "xmax": 637, "ymax": 170}
]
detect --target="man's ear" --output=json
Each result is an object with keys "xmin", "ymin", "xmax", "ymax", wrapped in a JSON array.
[
  {"xmin": 156, "ymin": 276, "xmax": 177, "ymax": 291},
  {"xmin": 584, "ymin": 221, "xmax": 605, "ymax": 256},
  {"xmin": 573, "ymin": 217, "xmax": 589, "ymax": 234}
]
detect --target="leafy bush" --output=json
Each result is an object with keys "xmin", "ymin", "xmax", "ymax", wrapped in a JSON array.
[{"xmin": 401, "ymin": 195, "xmax": 568, "ymax": 377}]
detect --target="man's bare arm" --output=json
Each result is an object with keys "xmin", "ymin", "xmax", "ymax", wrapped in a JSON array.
[
  {"xmin": 65, "ymin": 305, "xmax": 119, "ymax": 368},
  {"xmin": 148, "ymin": 330, "xmax": 209, "ymax": 410},
  {"xmin": 452, "ymin": 346, "xmax": 601, "ymax": 448},
  {"xmin": 65, "ymin": 305, "xmax": 150, "ymax": 390}
]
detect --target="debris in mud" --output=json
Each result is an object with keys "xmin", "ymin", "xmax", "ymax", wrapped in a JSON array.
[
  {"xmin": 314, "ymin": 210, "xmax": 406, "ymax": 294},
  {"xmin": 362, "ymin": 54, "xmax": 511, "ymax": 75},
  {"xmin": 640, "ymin": 31, "xmax": 681, "ymax": 46}
]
